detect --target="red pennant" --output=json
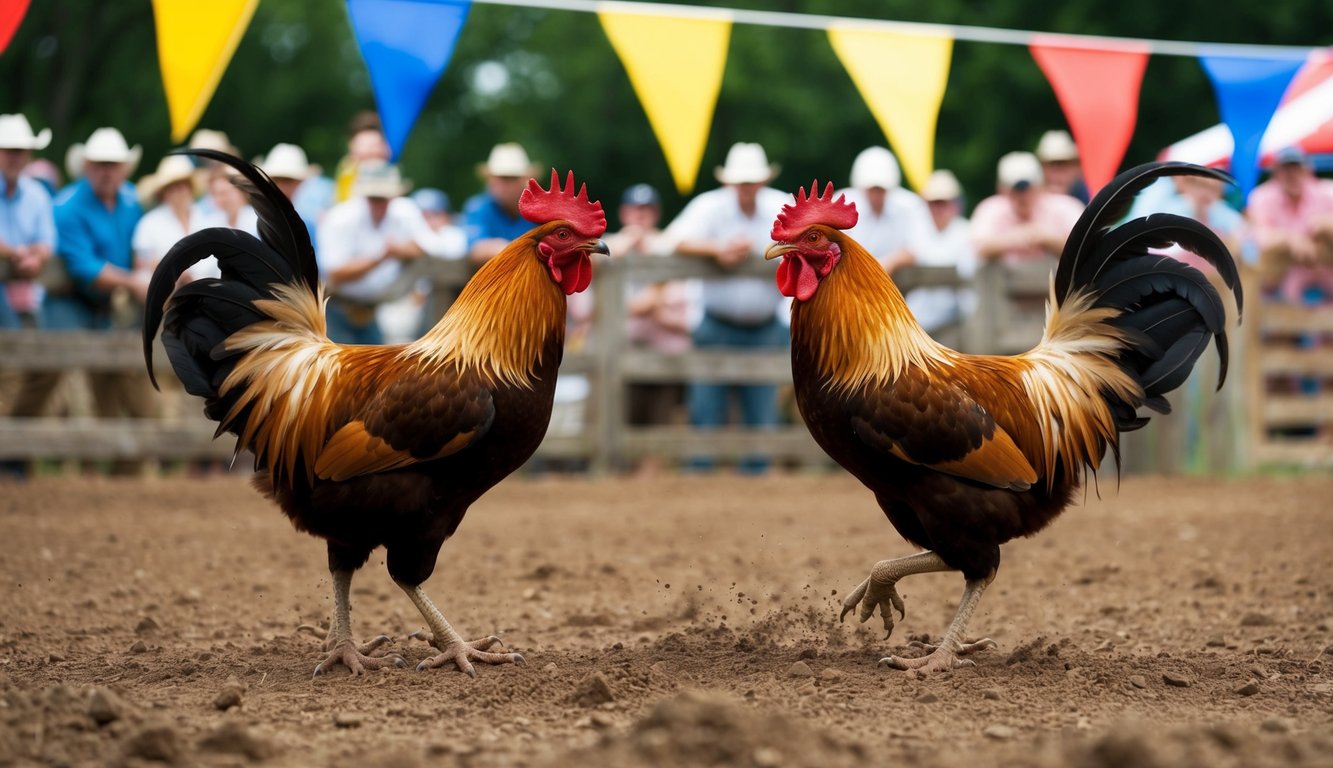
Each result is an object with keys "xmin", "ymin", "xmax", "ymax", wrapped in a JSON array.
[
  {"xmin": 1030, "ymin": 37, "xmax": 1150, "ymax": 195},
  {"xmin": 0, "ymin": 0, "xmax": 30, "ymax": 55}
]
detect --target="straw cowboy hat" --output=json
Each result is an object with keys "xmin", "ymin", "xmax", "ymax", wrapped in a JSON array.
[
  {"xmin": 260, "ymin": 143, "xmax": 312, "ymax": 181},
  {"xmin": 352, "ymin": 161, "xmax": 410, "ymax": 199},
  {"xmin": 849, "ymin": 146, "xmax": 901, "ymax": 190},
  {"xmin": 66, "ymin": 127, "xmax": 142, "ymax": 180},
  {"xmin": 921, "ymin": 169, "xmax": 963, "ymax": 202},
  {"xmin": 0, "ymin": 114, "xmax": 51, "ymax": 151},
  {"xmin": 189, "ymin": 128, "xmax": 238, "ymax": 156},
  {"xmin": 476, "ymin": 143, "xmax": 537, "ymax": 178},
  {"xmin": 714, "ymin": 142, "xmax": 779, "ymax": 185},
  {"xmin": 137, "ymin": 154, "xmax": 201, "ymax": 207}
]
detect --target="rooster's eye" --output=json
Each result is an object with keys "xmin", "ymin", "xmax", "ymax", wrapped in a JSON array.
[
  {"xmin": 806, "ymin": 232, "xmax": 819, "ymax": 243},
  {"xmin": 556, "ymin": 229, "xmax": 571, "ymax": 240}
]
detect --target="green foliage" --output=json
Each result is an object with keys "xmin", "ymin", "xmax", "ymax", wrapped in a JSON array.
[{"xmin": 0, "ymin": 0, "xmax": 1326, "ymax": 221}]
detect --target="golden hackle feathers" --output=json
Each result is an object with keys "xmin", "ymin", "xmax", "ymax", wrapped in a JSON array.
[
  {"xmin": 408, "ymin": 230, "xmax": 566, "ymax": 389},
  {"xmin": 791, "ymin": 236, "xmax": 948, "ymax": 394}
]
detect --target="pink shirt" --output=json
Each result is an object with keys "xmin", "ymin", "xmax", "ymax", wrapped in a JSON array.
[
  {"xmin": 969, "ymin": 192, "xmax": 1084, "ymax": 265},
  {"xmin": 1246, "ymin": 176, "xmax": 1333, "ymax": 249}
]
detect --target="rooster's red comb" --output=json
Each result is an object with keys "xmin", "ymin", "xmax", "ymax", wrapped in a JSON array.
[
  {"xmin": 770, "ymin": 181, "xmax": 858, "ymax": 241},
  {"xmin": 519, "ymin": 169, "xmax": 607, "ymax": 238}
]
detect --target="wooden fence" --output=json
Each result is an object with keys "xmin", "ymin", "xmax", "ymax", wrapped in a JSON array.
[{"xmin": 5, "ymin": 255, "xmax": 1322, "ymax": 474}]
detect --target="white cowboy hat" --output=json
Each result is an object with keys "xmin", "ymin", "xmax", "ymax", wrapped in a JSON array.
[
  {"xmin": 1035, "ymin": 130, "xmax": 1079, "ymax": 163},
  {"xmin": 352, "ymin": 160, "xmax": 410, "ymax": 199},
  {"xmin": 260, "ymin": 143, "xmax": 311, "ymax": 181},
  {"xmin": 997, "ymin": 151, "xmax": 1043, "ymax": 191},
  {"xmin": 849, "ymin": 146, "xmax": 901, "ymax": 190},
  {"xmin": 0, "ymin": 114, "xmax": 51, "ymax": 151},
  {"xmin": 477, "ymin": 143, "xmax": 535, "ymax": 178},
  {"xmin": 921, "ymin": 169, "xmax": 962, "ymax": 202},
  {"xmin": 714, "ymin": 142, "xmax": 779, "ymax": 185},
  {"xmin": 137, "ymin": 154, "xmax": 200, "ymax": 206},
  {"xmin": 67, "ymin": 127, "xmax": 142, "ymax": 178}
]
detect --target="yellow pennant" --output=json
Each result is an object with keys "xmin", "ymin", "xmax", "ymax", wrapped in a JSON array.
[
  {"xmin": 599, "ymin": 4, "xmax": 731, "ymax": 195},
  {"xmin": 152, "ymin": 0, "xmax": 259, "ymax": 142},
  {"xmin": 828, "ymin": 25, "xmax": 953, "ymax": 192}
]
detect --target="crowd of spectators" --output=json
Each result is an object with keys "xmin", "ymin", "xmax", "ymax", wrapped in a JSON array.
[{"xmin": 1, "ymin": 110, "xmax": 1330, "ymax": 476}]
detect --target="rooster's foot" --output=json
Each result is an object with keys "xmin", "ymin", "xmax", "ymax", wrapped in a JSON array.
[
  {"xmin": 840, "ymin": 574, "xmax": 905, "ymax": 639},
  {"xmin": 414, "ymin": 636, "xmax": 525, "ymax": 677},
  {"xmin": 312, "ymin": 637, "xmax": 406, "ymax": 677},
  {"xmin": 878, "ymin": 637, "xmax": 996, "ymax": 675}
]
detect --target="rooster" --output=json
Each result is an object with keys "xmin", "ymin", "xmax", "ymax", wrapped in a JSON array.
[
  {"xmin": 765, "ymin": 163, "xmax": 1241, "ymax": 674},
  {"xmin": 144, "ymin": 150, "xmax": 608, "ymax": 677}
]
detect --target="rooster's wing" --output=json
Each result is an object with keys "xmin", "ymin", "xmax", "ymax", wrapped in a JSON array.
[
  {"xmin": 314, "ymin": 365, "xmax": 496, "ymax": 482},
  {"xmin": 847, "ymin": 370, "xmax": 1037, "ymax": 492}
]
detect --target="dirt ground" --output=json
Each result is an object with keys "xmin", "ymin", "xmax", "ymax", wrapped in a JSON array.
[{"xmin": 0, "ymin": 472, "xmax": 1330, "ymax": 767}]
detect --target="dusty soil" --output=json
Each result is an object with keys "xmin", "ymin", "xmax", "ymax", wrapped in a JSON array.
[{"xmin": 0, "ymin": 473, "xmax": 1330, "ymax": 767}]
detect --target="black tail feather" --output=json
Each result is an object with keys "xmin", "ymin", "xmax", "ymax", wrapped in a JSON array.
[
  {"xmin": 142, "ymin": 151, "xmax": 320, "ymax": 443},
  {"xmin": 1054, "ymin": 162, "xmax": 1235, "ymax": 304},
  {"xmin": 1054, "ymin": 162, "xmax": 1243, "ymax": 435}
]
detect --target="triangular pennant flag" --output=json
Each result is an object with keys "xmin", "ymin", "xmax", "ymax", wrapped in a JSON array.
[
  {"xmin": 347, "ymin": 0, "xmax": 471, "ymax": 160},
  {"xmin": 1030, "ymin": 37, "xmax": 1150, "ymax": 195},
  {"xmin": 828, "ymin": 25, "xmax": 953, "ymax": 192},
  {"xmin": 1200, "ymin": 53, "xmax": 1307, "ymax": 199},
  {"xmin": 0, "ymin": 0, "xmax": 31, "ymax": 55},
  {"xmin": 599, "ymin": 5, "xmax": 731, "ymax": 195},
  {"xmin": 151, "ymin": 0, "xmax": 259, "ymax": 142}
]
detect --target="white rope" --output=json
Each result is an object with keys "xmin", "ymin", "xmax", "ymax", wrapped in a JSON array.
[{"xmin": 473, "ymin": 0, "xmax": 1319, "ymax": 60}]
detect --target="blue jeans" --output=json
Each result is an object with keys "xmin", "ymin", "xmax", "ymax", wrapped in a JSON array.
[
  {"xmin": 687, "ymin": 313, "xmax": 788, "ymax": 474},
  {"xmin": 325, "ymin": 300, "xmax": 384, "ymax": 345}
]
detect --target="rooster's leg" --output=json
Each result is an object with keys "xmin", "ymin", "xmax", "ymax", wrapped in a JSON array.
[
  {"xmin": 879, "ymin": 575, "xmax": 997, "ymax": 674},
  {"xmin": 312, "ymin": 569, "xmax": 406, "ymax": 677},
  {"xmin": 840, "ymin": 551, "xmax": 953, "ymax": 638},
  {"xmin": 399, "ymin": 582, "xmax": 525, "ymax": 678}
]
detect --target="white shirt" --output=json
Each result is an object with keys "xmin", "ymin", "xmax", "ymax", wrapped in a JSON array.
[
  {"xmin": 841, "ymin": 187, "xmax": 933, "ymax": 264},
  {"xmin": 656, "ymin": 185, "xmax": 792, "ymax": 326},
  {"xmin": 909, "ymin": 216, "xmax": 976, "ymax": 332},
  {"xmin": 133, "ymin": 202, "xmax": 226, "ymax": 281},
  {"xmin": 317, "ymin": 197, "xmax": 466, "ymax": 302}
]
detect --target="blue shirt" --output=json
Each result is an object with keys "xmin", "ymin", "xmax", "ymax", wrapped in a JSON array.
[
  {"xmin": 0, "ymin": 175, "xmax": 56, "ymax": 253},
  {"xmin": 54, "ymin": 179, "xmax": 142, "ymax": 297},
  {"xmin": 462, "ymin": 192, "xmax": 529, "ymax": 249}
]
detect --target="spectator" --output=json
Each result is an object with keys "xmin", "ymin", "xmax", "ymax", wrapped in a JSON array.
[
  {"xmin": 908, "ymin": 169, "xmax": 977, "ymax": 334},
  {"xmin": 0, "ymin": 114, "xmax": 57, "ymax": 475},
  {"xmin": 1035, "ymin": 129, "xmax": 1089, "ymax": 204},
  {"xmin": 317, "ymin": 161, "xmax": 464, "ymax": 344},
  {"xmin": 48, "ymin": 127, "xmax": 153, "ymax": 473},
  {"xmin": 334, "ymin": 111, "xmax": 391, "ymax": 203},
  {"xmin": 657, "ymin": 142, "xmax": 791, "ymax": 474},
  {"xmin": 971, "ymin": 151, "xmax": 1084, "ymax": 267},
  {"xmin": 202, "ymin": 166, "xmax": 259, "ymax": 240},
  {"xmin": 608, "ymin": 183, "xmax": 691, "ymax": 476},
  {"xmin": 0, "ymin": 114, "xmax": 55, "ymax": 331},
  {"xmin": 411, "ymin": 187, "xmax": 455, "ymax": 231},
  {"xmin": 462, "ymin": 143, "xmax": 536, "ymax": 264},
  {"xmin": 1248, "ymin": 146, "xmax": 1333, "ymax": 304},
  {"xmin": 840, "ymin": 146, "xmax": 932, "ymax": 274},
  {"xmin": 132, "ymin": 154, "xmax": 213, "ymax": 282},
  {"xmin": 187, "ymin": 128, "xmax": 240, "ymax": 218},
  {"xmin": 259, "ymin": 142, "xmax": 318, "ymax": 242},
  {"xmin": 1161, "ymin": 174, "xmax": 1247, "ymax": 267}
]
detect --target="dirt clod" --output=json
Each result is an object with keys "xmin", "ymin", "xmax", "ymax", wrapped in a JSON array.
[{"xmin": 570, "ymin": 672, "xmax": 616, "ymax": 707}]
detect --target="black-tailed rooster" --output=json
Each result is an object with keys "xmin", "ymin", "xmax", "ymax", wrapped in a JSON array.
[
  {"xmin": 144, "ymin": 150, "xmax": 607, "ymax": 677},
  {"xmin": 765, "ymin": 163, "xmax": 1241, "ymax": 674}
]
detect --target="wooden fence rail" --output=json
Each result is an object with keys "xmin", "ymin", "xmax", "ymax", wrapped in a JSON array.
[{"xmin": 12, "ymin": 254, "xmax": 1313, "ymax": 474}]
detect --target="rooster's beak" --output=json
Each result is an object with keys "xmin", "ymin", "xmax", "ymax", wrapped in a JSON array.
[
  {"xmin": 765, "ymin": 243, "xmax": 796, "ymax": 260},
  {"xmin": 586, "ymin": 239, "xmax": 610, "ymax": 256}
]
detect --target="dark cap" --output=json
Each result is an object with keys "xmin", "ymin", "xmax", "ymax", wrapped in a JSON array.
[
  {"xmin": 410, "ymin": 187, "xmax": 452, "ymax": 214},
  {"xmin": 620, "ymin": 183, "xmax": 661, "ymax": 207},
  {"xmin": 1274, "ymin": 146, "xmax": 1308, "ymax": 167}
]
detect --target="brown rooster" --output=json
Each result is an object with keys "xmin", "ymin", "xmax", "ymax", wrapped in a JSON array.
[
  {"xmin": 144, "ymin": 150, "xmax": 608, "ymax": 677},
  {"xmin": 766, "ymin": 163, "xmax": 1241, "ymax": 674}
]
